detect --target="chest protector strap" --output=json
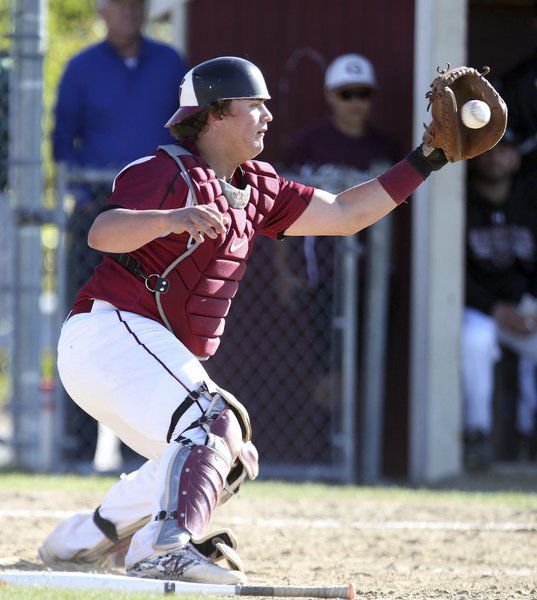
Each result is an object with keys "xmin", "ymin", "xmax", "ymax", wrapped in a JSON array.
[
  {"xmin": 110, "ymin": 145, "xmax": 203, "ymax": 334},
  {"xmin": 109, "ymin": 145, "xmax": 259, "ymax": 357}
]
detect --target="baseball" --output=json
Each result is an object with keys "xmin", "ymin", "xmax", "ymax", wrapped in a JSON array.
[{"xmin": 460, "ymin": 100, "xmax": 491, "ymax": 129}]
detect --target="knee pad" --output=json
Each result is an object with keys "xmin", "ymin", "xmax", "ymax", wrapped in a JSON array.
[
  {"xmin": 207, "ymin": 406, "xmax": 259, "ymax": 505},
  {"xmin": 208, "ymin": 407, "xmax": 243, "ymax": 461},
  {"xmin": 176, "ymin": 383, "xmax": 259, "ymax": 491},
  {"xmin": 212, "ymin": 387, "xmax": 259, "ymax": 504}
]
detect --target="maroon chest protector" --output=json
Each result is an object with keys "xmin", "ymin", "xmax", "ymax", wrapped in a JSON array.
[{"xmin": 125, "ymin": 145, "xmax": 281, "ymax": 358}]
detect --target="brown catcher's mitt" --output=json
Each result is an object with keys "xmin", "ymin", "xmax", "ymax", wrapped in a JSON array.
[{"xmin": 423, "ymin": 64, "xmax": 508, "ymax": 162}]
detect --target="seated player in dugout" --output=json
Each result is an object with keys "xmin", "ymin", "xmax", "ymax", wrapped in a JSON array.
[
  {"xmin": 38, "ymin": 58, "xmax": 506, "ymax": 583},
  {"xmin": 463, "ymin": 130, "xmax": 537, "ymax": 469}
]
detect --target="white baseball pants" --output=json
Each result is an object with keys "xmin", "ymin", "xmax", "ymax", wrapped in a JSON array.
[
  {"xmin": 462, "ymin": 307, "xmax": 537, "ymax": 436},
  {"xmin": 48, "ymin": 300, "xmax": 220, "ymax": 569}
]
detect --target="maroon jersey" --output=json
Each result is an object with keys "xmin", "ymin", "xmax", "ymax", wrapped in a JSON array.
[
  {"xmin": 74, "ymin": 148, "xmax": 314, "ymax": 357},
  {"xmin": 285, "ymin": 119, "xmax": 398, "ymax": 172}
]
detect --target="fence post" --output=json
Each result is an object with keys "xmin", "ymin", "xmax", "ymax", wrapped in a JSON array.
[
  {"xmin": 9, "ymin": 0, "xmax": 45, "ymax": 470},
  {"xmin": 360, "ymin": 216, "xmax": 392, "ymax": 482},
  {"xmin": 339, "ymin": 235, "xmax": 360, "ymax": 483}
]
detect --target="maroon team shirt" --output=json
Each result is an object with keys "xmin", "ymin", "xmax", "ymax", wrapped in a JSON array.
[
  {"xmin": 73, "ymin": 149, "xmax": 315, "ymax": 338},
  {"xmin": 285, "ymin": 119, "xmax": 398, "ymax": 171}
]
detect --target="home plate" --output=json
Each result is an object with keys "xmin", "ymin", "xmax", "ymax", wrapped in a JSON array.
[{"xmin": 0, "ymin": 570, "xmax": 356, "ymax": 598}]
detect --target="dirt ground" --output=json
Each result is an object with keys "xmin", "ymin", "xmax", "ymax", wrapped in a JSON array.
[{"xmin": 0, "ymin": 467, "xmax": 536, "ymax": 599}]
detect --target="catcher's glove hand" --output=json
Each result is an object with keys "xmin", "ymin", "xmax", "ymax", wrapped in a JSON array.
[{"xmin": 423, "ymin": 64, "xmax": 507, "ymax": 162}]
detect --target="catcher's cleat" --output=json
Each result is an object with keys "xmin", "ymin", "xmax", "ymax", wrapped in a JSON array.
[
  {"xmin": 37, "ymin": 513, "xmax": 150, "ymax": 569},
  {"xmin": 127, "ymin": 543, "xmax": 247, "ymax": 584}
]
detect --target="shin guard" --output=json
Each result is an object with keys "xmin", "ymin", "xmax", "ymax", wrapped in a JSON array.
[
  {"xmin": 154, "ymin": 386, "xmax": 259, "ymax": 552},
  {"xmin": 154, "ymin": 407, "xmax": 245, "ymax": 550}
]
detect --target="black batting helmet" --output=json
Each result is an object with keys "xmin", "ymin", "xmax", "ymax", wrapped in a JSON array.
[{"xmin": 165, "ymin": 56, "xmax": 270, "ymax": 127}]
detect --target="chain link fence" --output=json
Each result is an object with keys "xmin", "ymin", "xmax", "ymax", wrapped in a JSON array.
[
  {"xmin": 207, "ymin": 228, "xmax": 355, "ymax": 480},
  {"xmin": 52, "ymin": 165, "xmax": 368, "ymax": 481},
  {"xmin": 4, "ymin": 138, "xmax": 390, "ymax": 482},
  {"xmin": 3, "ymin": 1, "xmax": 391, "ymax": 481}
]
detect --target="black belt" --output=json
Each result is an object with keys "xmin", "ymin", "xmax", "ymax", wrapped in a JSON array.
[{"xmin": 111, "ymin": 253, "xmax": 170, "ymax": 294}]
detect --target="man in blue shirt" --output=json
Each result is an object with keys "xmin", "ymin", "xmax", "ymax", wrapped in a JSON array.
[
  {"xmin": 54, "ymin": 0, "xmax": 186, "ymax": 172},
  {"xmin": 53, "ymin": 0, "xmax": 187, "ymax": 469}
]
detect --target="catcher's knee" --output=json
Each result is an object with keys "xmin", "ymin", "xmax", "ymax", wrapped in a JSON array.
[
  {"xmin": 170, "ymin": 383, "xmax": 259, "ymax": 488},
  {"xmin": 208, "ymin": 407, "xmax": 244, "ymax": 462},
  {"xmin": 208, "ymin": 406, "xmax": 259, "ymax": 504}
]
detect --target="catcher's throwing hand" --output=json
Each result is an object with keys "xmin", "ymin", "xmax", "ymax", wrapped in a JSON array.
[
  {"xmin": 167, "ymin": 205, "xmax": 230, "ymax": 242},
  {"xmin": 423, "ymin": 64, "xmax": 508, "ymax": 162}
]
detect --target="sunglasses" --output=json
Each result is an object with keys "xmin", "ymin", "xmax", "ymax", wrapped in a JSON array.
[{"xmin": 337, "ymin": 88, "xmax": 374, "ymax": 101}]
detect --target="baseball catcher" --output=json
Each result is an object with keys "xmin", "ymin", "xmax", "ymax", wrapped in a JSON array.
[{"xmin": 38, "ymin": 58, "xmax": 505, "ymax": 583}]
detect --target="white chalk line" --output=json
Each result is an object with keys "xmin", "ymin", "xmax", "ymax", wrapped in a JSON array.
[
  {"xmin": 1, "ymin": 509, "xmax": 536, "ymax": 532},
  {"xmin": 385, "ymin": 565, "xmax": 534, "ymax": 577},
  {"xmin": 242, "ymin": 517, "xmax": 537, "ymax": 532}
]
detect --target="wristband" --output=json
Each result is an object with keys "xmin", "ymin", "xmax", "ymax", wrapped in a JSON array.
[{"xmin": 377, "ymin": 146, "xmax": 448, "ymax": 205}]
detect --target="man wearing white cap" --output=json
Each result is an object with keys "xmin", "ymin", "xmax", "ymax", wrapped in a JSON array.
[
  {"xmin": 280, "ymin": 54, "xmax": 397, "ymax": 402},
  {"xmin": 287, "ymin": 53, "xmax": 397, "ymax": 172}
]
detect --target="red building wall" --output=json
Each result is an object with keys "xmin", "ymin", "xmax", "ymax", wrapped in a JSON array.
[
  {"xmin": 187, "ymin": 0, "xmax": 416, "ymax": 162},
  {"xmin": 187, "ymin": 0, "xmax": 416, "ymax": 478}
]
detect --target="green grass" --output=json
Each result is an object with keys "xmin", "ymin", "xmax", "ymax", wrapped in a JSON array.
[
  {"xmin": 0, "ymin": 470, "xmax": 535, "ymax": 507},
  {"xmin": 245, "ymin": 479, "xmax": 537, "ymax": 507},
  {"xmin": 0, "ymin": 472, "xmax": 117, "ymax": 494}
]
